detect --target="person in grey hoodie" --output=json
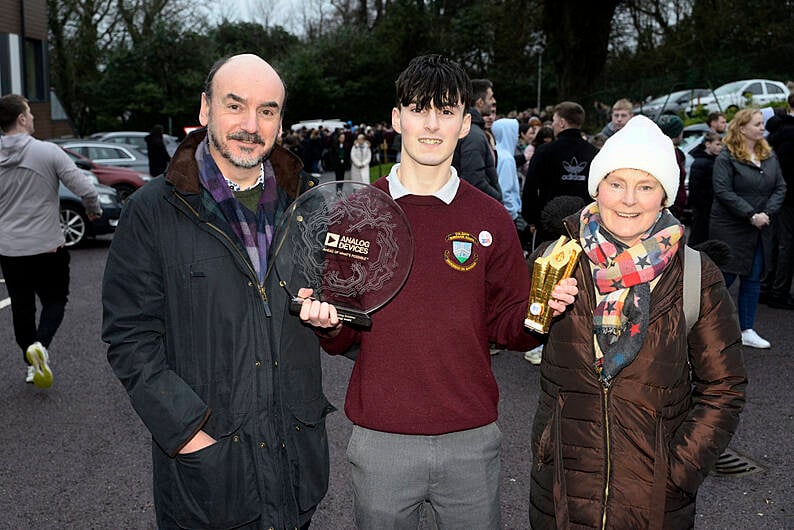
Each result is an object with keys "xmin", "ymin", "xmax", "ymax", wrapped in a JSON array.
[{"xmin": 0, "ymin": 94, "xmax": 101, "ymax": 388}]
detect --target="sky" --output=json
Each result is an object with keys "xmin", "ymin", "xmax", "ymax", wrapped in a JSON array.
[{"xmin": 207, "ymin": 0, "xmax": 329, "ymax": 35}]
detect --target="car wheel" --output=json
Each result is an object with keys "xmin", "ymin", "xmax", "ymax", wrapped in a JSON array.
[
  {"xmin": 60, "ymin": 203, "xmax": 88, "ymax": 247},
  {"xmin": 114, "ymin": 184, "xmax": 137, "ymax": 204}
]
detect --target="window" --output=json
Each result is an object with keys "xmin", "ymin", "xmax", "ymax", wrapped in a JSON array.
[
  {"xmin": 766, "ymin": 83, "xmax": 785, "ymax": 95},
  {"xmin": 745, "ymin": 83, "xmax": 763, "ymax": 95},
  {"xmin": 24, "ymin": 38, "xmax": 46, "ymax": 102}
]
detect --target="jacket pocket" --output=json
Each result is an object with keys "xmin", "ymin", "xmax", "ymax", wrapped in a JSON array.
[
  {"xmin": 288, "ymin": 396, "xmax": 336, "ymax": 511},
  {"xmin": 532, "ymin": 386, "xmax": 561, "ymax": 471},
  {"xmin": 171, "ymin": 432, "xmax": 260, "ymax": 529}
]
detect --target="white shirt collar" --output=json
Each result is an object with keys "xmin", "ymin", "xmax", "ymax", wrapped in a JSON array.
[
  {"xmin": 385, "ymin": 163, "xmax": 460, "ymax": 205},
  {"xmin": 225, "ymin": 163, "xmax": 264, "ymax": 192}
]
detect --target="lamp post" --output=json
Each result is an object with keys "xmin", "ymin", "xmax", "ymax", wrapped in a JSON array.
[
  {"xmin": 536, "ymin": 50, "xmax": 542, "ymax": 111},
  {"xmin": 530, "ymin": 40, "xmax": 545, "ymax": 113}
]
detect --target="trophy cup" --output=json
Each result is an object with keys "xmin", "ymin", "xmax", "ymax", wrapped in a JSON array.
[
  {"xmin": 524, "ymin": 235, "xmax": 582, "ymax": 333},
  {"xmin": 268, "ymin": 181, "xmax": 413, "ymax": 328}
]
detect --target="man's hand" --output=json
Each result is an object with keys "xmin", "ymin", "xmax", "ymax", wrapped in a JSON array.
[
  {"xmin": 548, "ymin": 277, "xmax": 578, "ymax": 317},
  {"xmin": 87, "ymin": 210, "xmax": 102, "ymax": 221},
  {"xmin": 297, "ymin": 287, "xmax": 342, "ymax": 337},
  {"xmin": 178, "ymin": 430, "xmax": 217, "ymax": 454}
]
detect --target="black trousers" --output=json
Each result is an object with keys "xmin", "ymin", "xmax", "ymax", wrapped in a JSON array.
[{"xmin": 0, "ymin": 247, "xmax": 70, "ymax": 361}]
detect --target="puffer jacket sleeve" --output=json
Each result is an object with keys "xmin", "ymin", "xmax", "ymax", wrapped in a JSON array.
[
  {"xmin": 102, "ymin": 191, "xmax": 209, "ymax": 457},
  {"xmin": 668, "ymin": 256, "xmax": 747, "ymax": 494}
]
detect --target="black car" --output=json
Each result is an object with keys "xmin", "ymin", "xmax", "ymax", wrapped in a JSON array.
[{"xmin": 59, "ymin": 173, "xmax": 122, "ymax": 247}]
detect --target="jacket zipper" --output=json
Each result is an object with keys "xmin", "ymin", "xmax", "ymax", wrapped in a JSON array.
[
  {"xmin": 175, "ymin": 193, "xmax": 271, "ymax": 316},
  {"xmin": 601, "ymin": 385, "xmax": 611, "ymax": 530}
]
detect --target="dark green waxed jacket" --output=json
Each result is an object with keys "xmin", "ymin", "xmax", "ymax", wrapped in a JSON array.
[{"xmin": 102, "ymin": 129, "xmax": 332, "ymax": 530}]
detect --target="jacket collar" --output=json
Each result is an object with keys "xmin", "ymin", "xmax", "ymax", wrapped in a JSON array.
[
  {"xmin": 556, "ymin": 128, "xmax": 584, "ymax": 140},
  {"xmin": 165, "ymin": 128, "xmax": 304, "ymax": 199},
  {"xmin": 468, "ymin": 107, "xmax": 485, "ymax": 129}
]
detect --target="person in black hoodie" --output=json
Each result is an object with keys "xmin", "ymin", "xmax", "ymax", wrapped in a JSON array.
[
  {"xmin": 763, "ymin": 93, "xmax": 794, "ymax": 308},
  {"xmin": 688, "ymin": 131, "xmax": 723, "ymax": 245},
  {"xmin": 521, "ymin": 101, "xmax": 598, "ymax": 244}
]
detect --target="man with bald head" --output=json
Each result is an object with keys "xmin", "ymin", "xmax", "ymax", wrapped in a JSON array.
[{"xmin": 102, "ymin": 54, "xmax": 331, "ymax": 529}]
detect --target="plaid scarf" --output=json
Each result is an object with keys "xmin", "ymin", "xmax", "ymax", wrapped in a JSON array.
[
  {"xmin": 579, "ymin": 202, "xmax": 683, "ymax": 386},
  {"xmin": 196, "ymin": 139, "xmax": 277, "ymax": 284}
]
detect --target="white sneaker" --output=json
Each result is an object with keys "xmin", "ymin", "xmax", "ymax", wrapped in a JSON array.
[
  {"xmin": 26, "ymin": 365, "xmax": 35, "ymax": 384},
  {"xmin": 489, "ymin": 344, "xmax": 501, "ymax": 356},
  {"xmin": 741, "ymin": 329, "xmax": 771, "ymax": 349},
  {"xmin": 25, "ymin": 342, "xmax": 53, "ymax": 388},
  {"xmin": 524, "ymin": 344, "xmax": 543, "ymax": 365}
]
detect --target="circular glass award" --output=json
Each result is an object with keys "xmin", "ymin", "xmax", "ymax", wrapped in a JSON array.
[{"xmin": 269, "ymin": 180, "xmax": 413, "ymax": 328}]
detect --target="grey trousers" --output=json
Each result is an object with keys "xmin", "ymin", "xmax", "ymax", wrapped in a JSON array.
[{"xmin": 346, "ymin": 422, "xmax": 502, "ymax": 530}]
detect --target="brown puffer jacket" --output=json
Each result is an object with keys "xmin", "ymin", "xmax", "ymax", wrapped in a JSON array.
[{"xmin": 529, "ymin": 214, "xmax": 747, "ymax": 530}]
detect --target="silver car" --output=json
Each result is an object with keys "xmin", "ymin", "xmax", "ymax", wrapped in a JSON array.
[
  {"xmin": 634, "ymin": 89, "xmax": 711, "ymax": 120},
  {"xmin": 89, "ymin": 130, "xmax": 179, "ymax": 156},
  {"xmin": 49, "ymin": 139, "xmax": 150, "ymax": 174},
  {"xmin": 686, "ymin": 79, "xmax": 789, "ymax": 114}
]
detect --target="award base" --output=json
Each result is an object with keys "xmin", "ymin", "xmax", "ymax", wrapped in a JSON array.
[
  {"xmin": 523, "ymin": 317, "xmax": 546, "ymax": 334},
  {"xmin": 290, "ymin": 297, "xmax": 373, "ymax": 328}
]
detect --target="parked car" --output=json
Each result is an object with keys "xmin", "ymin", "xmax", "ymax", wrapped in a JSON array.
[
  {"xmin": 49, "ymin": 139, "xmax": 150, "ymax": 173},
  {"xmin": 59, "ymin": 172, "xmax": 122, "ymax": 247},
  {"xmin": 290, "ymin": 119, "xmax": 347, "ymax": 132},
  {"xmin": 60, "ymin": 147, "xmax": 146, "ymax": 203},
  {"xmin": 88, "ymin": 130, "xmax": 179, "ymax": 157},
  {"xmin": 686, "ymin": 79, "xmax": 789, "ymax": 114},
  {"xmin": 634, "ymin": 89, "xmax": 711, "ymax": 120}
]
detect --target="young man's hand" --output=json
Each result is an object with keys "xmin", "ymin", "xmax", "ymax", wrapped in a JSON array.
[{"xmin": 297, "ymin": 287, "xmax": 342, "ymax": 337}]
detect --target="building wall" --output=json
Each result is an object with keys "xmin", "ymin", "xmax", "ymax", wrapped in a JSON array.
[{"xmin": 1, "ymin": 0, "xmax": 75, "ymax": 138}]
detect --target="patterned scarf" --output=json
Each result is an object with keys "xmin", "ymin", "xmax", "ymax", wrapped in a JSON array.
[
  {"xmin": 579, "ymin": 202, "xmax": 683, "ymax": 386},
  {"xmin": 196, "ymin": 139, "xmax": 278, "ymax": 284}
]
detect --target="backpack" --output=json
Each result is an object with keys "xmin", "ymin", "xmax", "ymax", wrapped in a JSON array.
[{"xmin": 683, "ymin": 245, "xmax": 701, "ymax": 334}]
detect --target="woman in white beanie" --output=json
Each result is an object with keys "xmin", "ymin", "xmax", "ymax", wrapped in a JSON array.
[
  {"xmin": 528, "ymin": 115, "xmax": 746, "ymax": 529},
  {"xmin": 709, "ymin": 108, "xmax": 786, "ymax": 349}
]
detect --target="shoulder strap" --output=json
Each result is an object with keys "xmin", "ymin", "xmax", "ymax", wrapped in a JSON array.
[{"xmin": 683, "ymin": 245, "xmax": 701, "ymax": 334}]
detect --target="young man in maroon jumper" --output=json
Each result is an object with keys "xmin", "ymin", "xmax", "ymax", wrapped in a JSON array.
[{"xmin": 299, "ymin": 54, "xmax": 577, "ymax": 528}]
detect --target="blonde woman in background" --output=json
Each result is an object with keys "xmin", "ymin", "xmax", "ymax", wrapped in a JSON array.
[{"xmin": 709, "ymin": 108, "xmax": 786, "ymax": 348}]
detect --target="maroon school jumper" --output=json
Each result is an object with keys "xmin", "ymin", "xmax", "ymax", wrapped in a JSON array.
[{"xmin": 321, "ymin": 174, "xmax": 539, "ymax": 435}]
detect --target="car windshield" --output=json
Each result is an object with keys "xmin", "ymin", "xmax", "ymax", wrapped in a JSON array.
[
  {"xmin": 714, "ymin": 81, "xmax": 745, "ymax": 96},
  {"xmin": 679, "ymin": 134, "xmax": 703, "ymax": 152}
]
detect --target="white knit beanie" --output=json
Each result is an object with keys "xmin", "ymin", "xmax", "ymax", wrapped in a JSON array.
[{"xmin": 588, "ymin": 115, "xmax": 679, "ymax": 207}]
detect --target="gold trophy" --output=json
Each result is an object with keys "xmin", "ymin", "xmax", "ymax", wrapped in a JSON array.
[{"xmin": 524, "ymin": 235, "xmax": 582, "ymax": 333}]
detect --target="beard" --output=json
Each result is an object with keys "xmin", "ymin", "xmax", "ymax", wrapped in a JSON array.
[{"xmin": 207, "ymin": 122, "xmax": 274, "ymax": 169}]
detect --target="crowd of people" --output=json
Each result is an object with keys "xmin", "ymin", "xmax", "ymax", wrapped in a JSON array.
[{"xmin": 5, "ymin": 50, "xmax": 792, "ymax": 529}]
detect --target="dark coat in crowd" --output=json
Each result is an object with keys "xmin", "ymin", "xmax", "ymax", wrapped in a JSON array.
[
  {"xmin": 452, "ymin": 107, "xmax": 502, "ymax": 202},
  {"xmin": 766, "ymin": 113, "xmax": 794, "ymax": 206},
  {"xmin": 687, "ymin": 148, "xmax": 718, "ymax": 245},
  {"xmin": 521, "ymin": 129, "xmax": 598, "ymax": 241},
  {"xmin": 145, "ymin": 132, "xmax": 172, "ymax": 177},
  {"xmin": 709, "ymin": 149, "xmax": 786, "ymax": 275}
]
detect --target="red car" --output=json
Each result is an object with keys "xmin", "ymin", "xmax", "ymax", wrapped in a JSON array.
[{"xmin": 61, "ymin": 147, "xmax": 147, "ymax": 203}]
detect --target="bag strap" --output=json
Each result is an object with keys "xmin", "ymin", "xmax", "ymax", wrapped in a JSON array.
[{"xmin": 683, "ymin": 245, "xmax": 701, "ymax": 334}]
